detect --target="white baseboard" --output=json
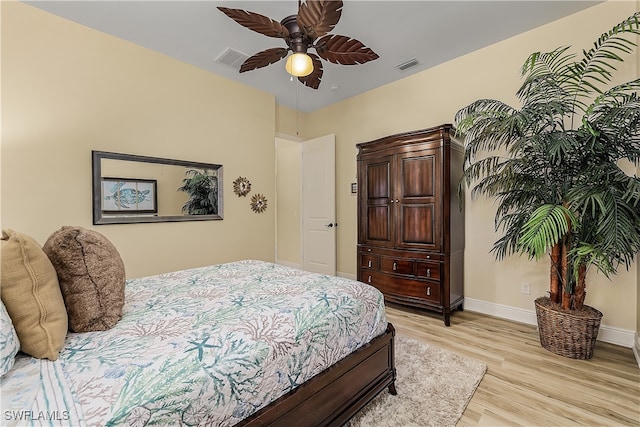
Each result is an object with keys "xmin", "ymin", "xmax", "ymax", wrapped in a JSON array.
[
  {"xmin": 464, "ymin": 297, "xmax": 635, "ymax": 349},
  {"xmin": 465, "ymin": 298, "xmax": 537, "ymax": 325}
]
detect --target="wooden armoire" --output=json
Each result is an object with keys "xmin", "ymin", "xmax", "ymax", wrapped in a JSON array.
[{"xmin": 356, "ymin": 124, "xmax": 465, "ymax": 326}]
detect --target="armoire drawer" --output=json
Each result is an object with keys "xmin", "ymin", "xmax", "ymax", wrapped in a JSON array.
[
  {"xmin": 417, "ymin": 261, "xmax": 441, "ymax": 281},
  {"xmin": 379, "ymin": 257, "xmax": 414, "ymax": 275},
  {"xmin": 360, "ymin": 254, "xmax": 378, "ymax": 269},
  {"xmin": 361, "ymin": 271, "xmax": 441, "ymax": 303}
]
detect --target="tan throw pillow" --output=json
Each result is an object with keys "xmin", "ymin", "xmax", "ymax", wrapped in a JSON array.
[
  {"xmin": 43, "ymin": 226, "xmax": 125, "ymax": 332},
  {"xmin": 0, "ymin": 229, "xmax": 68, "ymax": 361}
]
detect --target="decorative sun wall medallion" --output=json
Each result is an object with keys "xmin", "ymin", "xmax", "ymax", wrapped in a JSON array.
[
  {"xmin": 250, "ymin": 193, "xmax": 268, "ymax": 213},
  {"xmin": 233, "ymin": 176, "xmax": 251, "ymax": 197}
]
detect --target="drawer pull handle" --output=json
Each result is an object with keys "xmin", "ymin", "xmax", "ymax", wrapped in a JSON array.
[
  {"xmin": 393, "ymin": 262, "xmax": 397, "ymax": 271},
  {"xmin": 368, "ymin": 260, "xmax": 372, "ymax": 268},
  {"xmin": 426, "ymin": 268, "xmax": 431, "ymax": 277},
  {"xmin": 368, "ymin": 275, "xmax": 372, "ymax": 283},
  {"xmin": 426, "ymin": 286, "xmax": 431, "ymax": 296}
]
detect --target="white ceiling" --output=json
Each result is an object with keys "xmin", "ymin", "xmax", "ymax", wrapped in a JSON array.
[{"xmin": 25, "ymin": 1, "xmax": 602, "ymax": 113}]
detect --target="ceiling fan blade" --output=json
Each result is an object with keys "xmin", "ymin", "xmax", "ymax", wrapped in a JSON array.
[
  {"xmin": 239, "ymin": 48, "xmax": 289, "ymax": 73},
  {"xmin": 218, "ymin": 7, "xmax": 289, "ymax": 39},
  {"xmin": 297, "ymin": 1, "xmax": 343, "ymax": 39},
  {"xmin": 315, "ymin": 34, "xmax": 379, "ymax": 65},
  {"xmin": 297, "ymin": 53, "xmax": 323, "ymax": 89}
]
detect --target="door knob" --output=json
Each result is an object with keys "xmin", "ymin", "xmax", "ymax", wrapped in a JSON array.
[{"xmin": 325, "ymin": 223, "xmax": 338, "ymax": 227}]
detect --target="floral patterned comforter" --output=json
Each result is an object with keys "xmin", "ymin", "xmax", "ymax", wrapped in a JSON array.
[{"xmin": 1, "ymin": 260, "xmax": 388, "ymax": 426}]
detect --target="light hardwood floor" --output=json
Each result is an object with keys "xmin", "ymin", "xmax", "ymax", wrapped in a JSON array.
[{"xmin": 384, "ymin": 303, "xmax": 640, "ymax": 426}]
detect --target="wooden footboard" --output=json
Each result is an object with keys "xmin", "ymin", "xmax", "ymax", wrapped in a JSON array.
[{"xmin": 238, "ymin": 323, "xmax": 397, "ymax": 427}]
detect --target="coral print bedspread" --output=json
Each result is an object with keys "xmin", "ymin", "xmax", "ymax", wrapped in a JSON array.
[{"xmin": 1, "ymin": 260, "xmax": 388, "ymax": 426}]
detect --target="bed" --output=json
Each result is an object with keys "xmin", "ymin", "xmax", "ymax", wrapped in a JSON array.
[{"xmin": 1, "ymin": 259, "xmax": 396, "ymax": 426}]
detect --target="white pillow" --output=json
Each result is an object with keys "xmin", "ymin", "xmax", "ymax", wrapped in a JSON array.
[{"xmin": 0, "ymin": 299, "xmax": 20, "ymax": 376}]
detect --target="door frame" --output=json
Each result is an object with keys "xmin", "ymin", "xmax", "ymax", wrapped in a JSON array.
[{"xmin": 275, "ymin": 134, "xmax": 303, "ymax": 269}]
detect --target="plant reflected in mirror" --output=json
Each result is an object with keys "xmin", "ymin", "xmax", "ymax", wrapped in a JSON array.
[{"xmin": 178, "ymin": 169, "xmax": 219, "ymax": 215}]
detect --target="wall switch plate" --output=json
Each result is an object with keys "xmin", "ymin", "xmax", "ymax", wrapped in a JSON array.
[{"xmin": 521, "ymin": 282, "xmax": 531, "ymax": 295}]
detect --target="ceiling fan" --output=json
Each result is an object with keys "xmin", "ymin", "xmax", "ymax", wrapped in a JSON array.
[{"xmin": 217, "ymin": 1, "xmax": 379, "ymax": 89}]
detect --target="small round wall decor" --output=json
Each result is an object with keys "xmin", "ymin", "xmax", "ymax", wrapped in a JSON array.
[
  {"xmin": 233, "ymin": 176, "xmax": 251, "ymax": 197},
  {"xmin": 250, "ymin": 193, "xmax": 268, "ymax": 213}
]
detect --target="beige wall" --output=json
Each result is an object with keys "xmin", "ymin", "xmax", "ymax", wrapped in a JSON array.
[
  {"xmin": 299, "ymin": 1, "xmax": 639, "ymax": 332},
  {"xmin": 1, "ymin": 2, "xmax": 276, "ymax": 278},
  {"xmin": 275, "ymin": 104, "xmax": 308, "ymax": 140}
]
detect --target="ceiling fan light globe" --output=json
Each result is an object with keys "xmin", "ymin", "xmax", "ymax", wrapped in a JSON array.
[{"xmin": 285, "ymin": 53, "xmax": 313, "ymax": 77}]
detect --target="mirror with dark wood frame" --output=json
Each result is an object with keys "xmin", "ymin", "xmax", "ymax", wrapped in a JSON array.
[{"xmin": 92, "ymin": 151, "xmax": 223, "ymax": 224}]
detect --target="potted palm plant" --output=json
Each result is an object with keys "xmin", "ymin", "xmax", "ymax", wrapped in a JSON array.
[{"xmin": 454, "ymin": 13, "xmax": 640, "ymax": 359}]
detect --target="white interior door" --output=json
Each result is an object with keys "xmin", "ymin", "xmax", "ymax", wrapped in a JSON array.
[{"xmin": 302, "ymin": 134, "xmax": 336, "ymax": 275}]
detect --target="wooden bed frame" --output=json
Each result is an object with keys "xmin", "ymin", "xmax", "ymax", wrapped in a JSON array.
[{"xmin": 240, "ymin": 323, "xmax": 397, "ymax": 426}]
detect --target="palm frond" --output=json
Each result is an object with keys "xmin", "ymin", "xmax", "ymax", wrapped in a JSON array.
[
  {"xmin": 586, "ymin": 81, "xmax": 640, "ymax": 159},
  {"xmin": 455, "ymin": 99, "xmax": 521, "ymax": 155},
  {"xmin": 520, "ymin": 47, "xmax": 574, "ymax": 77},
  {"xmin": 491, "ymin": 212, "xmax": 532, "ymax": 260},
  {"xmin": 517, "ymin": 204, "xmax": 578, "ymax": 260},
  {"xmin": 571, "ymin": 242, "xmax": 615, "ymax": 277},
  {"xmin": 564, "ymin": 13, "xmax": 640, "ymax": 107},
  {"xmin": 569, "ymin": 169, "xmax": 640, "ymax": 273}
]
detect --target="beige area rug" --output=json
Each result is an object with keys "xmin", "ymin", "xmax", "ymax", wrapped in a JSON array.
[{"xmin": 347, "ymin": 334, "xmax": 487, "ymax": 427}]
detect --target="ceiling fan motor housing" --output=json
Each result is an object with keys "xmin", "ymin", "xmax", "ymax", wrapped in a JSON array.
[{"xmin": 281, "ymin": 15, "xmax": 311, "ymax": 53}]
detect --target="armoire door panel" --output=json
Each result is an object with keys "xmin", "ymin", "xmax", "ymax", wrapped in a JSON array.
[
  {"xmin": 399, "ymin": 155, "xmax": 436, "ymax": 198},
  {"xmin": 398, "ymin": 204, "xmax": 439, "ymax": 249},
  {"xmin": 366, "ymin": 160, "xmax": 391, "ymax": 200},
  {"xmin": 366, "ymin": 206, "xmax": 392, "ymax": 243}
]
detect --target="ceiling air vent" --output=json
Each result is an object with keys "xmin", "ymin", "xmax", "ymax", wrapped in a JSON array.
[
  {"xmin": 215, "ymin": 47, "xmax": 249, "ymax": 70},
  {"xmin": 395, "ymin": 57, "xmax": 421, "ymax": 72}
]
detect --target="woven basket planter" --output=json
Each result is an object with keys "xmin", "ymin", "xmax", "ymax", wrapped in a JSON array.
[{"xmin": 534, "ymin": 296, "xmax": 603, "ymax": 360}]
